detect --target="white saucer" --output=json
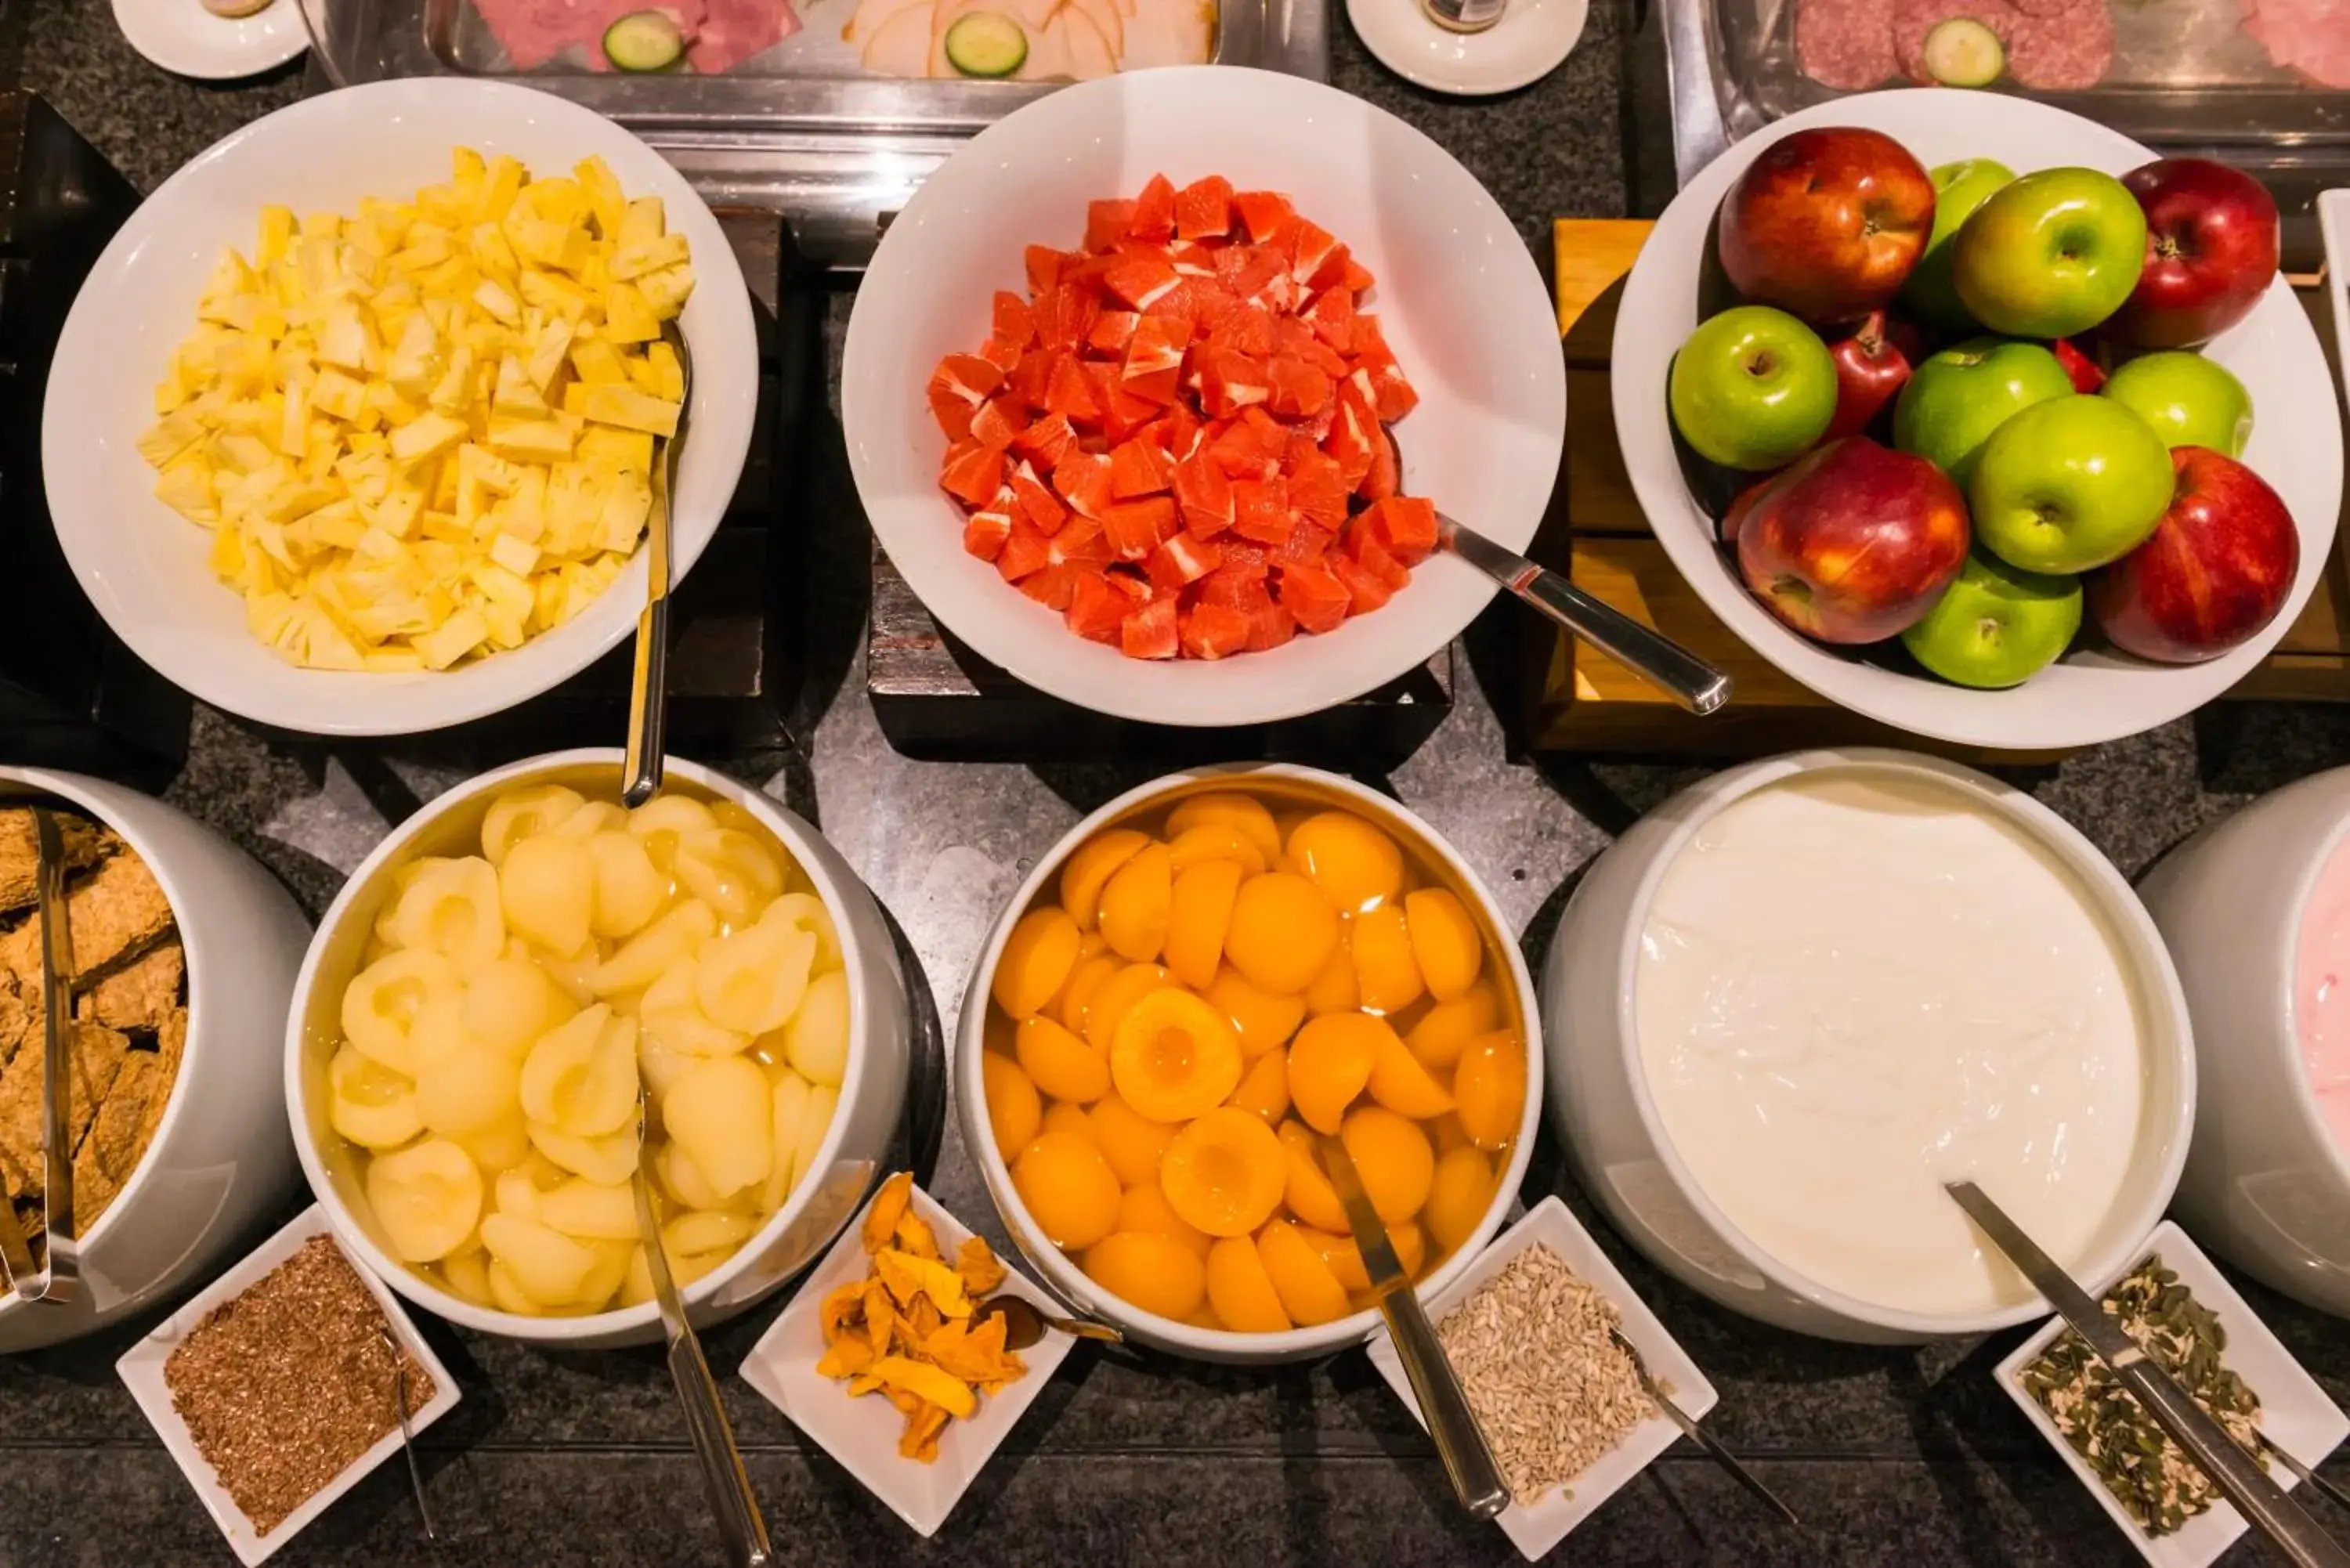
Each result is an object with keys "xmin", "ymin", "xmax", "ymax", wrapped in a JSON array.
[
  {"xmin": 112, "ymin": 0, "xmax": 309, "ymax": 81},
  {"xmin": 1347, "ymin": 0, "xmax": 1588, "ymax": 96}
]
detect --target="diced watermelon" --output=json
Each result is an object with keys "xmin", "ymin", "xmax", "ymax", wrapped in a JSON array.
[
  {"xmin": 1199, "ymin": 558, "xmax": 1270, "ymax": 610},
  {"xmin": 1176, "ymin": 175, "xmax": 1235, "ymax": 241},
  {"xmin": 1020, "ymin": 564, "xmax": 1080, "ymax": 611},
  {"xmin": 1304, "ymin": 287, "xmax": 1355, "ymax": 352},
  {"xmin": 996, "ymin": 520, "xmax": 1050, "ymax": 582},
  {"xmin": 1103, "ymin": 497, "xmax": 1177, "ymax": 560},
  {"xmin": 1267, "ymin": 356, "xmax": 1332, "ymax": 419},
  {"xmin": 1042, "ymin": 284, "xmax": 1101, "ymax": 353},
  {"xmin": 1172, "ymin": 451, "xmax": 1235, "ymax": 536},
  {"xmin": 1066, "ymin": 570, "xmax": 1138, "ymax": 643},
  {"xmin": 927, "ymin": 353, "xmax": 1003, "ymax": 439},
  {"xmin": 1104, "ymin": 255, "xmax": 1181, "ymax": 312},
  {"xmin": 1013, "ymin": 411, "xmax": 1079, "ymax": 470},
  {"xmin": 1277, "ymin": 319, "xmax": 1351, "ymax": 379},
  {"xmin": 1145, "ymin": 532, "xmax": 1223, "ymax": 594},
  {"xmin": 1242, "ymin": 598, "xmax": 1297, "ymax": 652},
  {"xmin": 1323, "ymin": 384, "xmax": 1378, "ymax": 489},
  {"xmin": 1232, "ymin": 475, "xmax": 1292, "ymax": 545},
  {"xmin": 1129, "ymin": 174, "xmax": 1177, "ymax": 244},
  {"xmin": 976, "ymin": 336, "xmax": 1023, "ymax": 374},
  {"xmin": 1083, "ymin": 360, "xmax": 1159, "ymax": 442},
  {"xmin": 1025, "ymin": 244, "xmax": 1068, "ymax": 295},
  {"xmin": 1276, "ymin": 562, "xmax": 1350, "ymax": 634},
  {"xmin": 1050, "ymin": 515, "xmax": 1115, "ymax": 568},
  {"xmin": 1122, "ymin": 314, "xmax": 1191, "ymax": 405},
  {"xmin": 1009, "ymin": 348, "xmax": 1054, "ymax": 410},
  {"xmin": 1121, "ymin": 595, "xmax": 1180, "ymax": 659},
  {"xmin": 992, "ymin": 291, "xmax": 1037, "ymax": 347},
  {"xmin": 1152, "ymin": 403, "xmax": 1204, "ymax": 465},
  {"xmin": 1109, "ymin": 438, "xmax": 1173, "ymax": 499},
  {"xmin": 969, "ymin": 395, "xmax": 1025, "ymax": 453},
  {"xmin": 1277, "ymin": 521, "xmax": 1335, "ymax": 564},
  {"xmin": 1180, "ymin": 602, "xmax": 1251, "ymax": 659},
  {"xmin": 1287, "ymin": 446, "xmax": 1347, "ymax": 529},
  {"xmin": 1329, "ymin": 555, "xmax": 1393, "ymax": 613},
  {"xmin": 1343, "ymin": 257, "xmax": 1375, "ymax": 294},
  {"xmin": 1359, "ymin": 425, "xmax": 1399, "ymax": 501},
  {"xmin": 1233, "ymin": 190, "xmax": 1295, "ymax": 244},
  {"xmin": 1198, "ymin": 351, "xmax": 1271, "ymax": 421},
  {"xmin": 1352, "ymin": 315, "xmax": 1420, "ymax": 421},
  {"xmin": 1348, "ymin": 529, "xmax": 1412, "ymax": 591},
  {"xmin": 1089, "ymin": 311, "xmax": 1141, "ymax": 356},
  {"xmin": 1218, "ymin": 247, "xmax": 1289, "ymax": 309},
  {"xmin": 1086, "ymin": 200, "xmax": 1137, "ymax": 253},
  {"xmin": 1053, "ymin": 450, "xmax": 1115, "ymax": 519},
  {"xmin": 940, "ymin": 441, "xmax": 1004, "ymax": 507},
  {"xmin": 1010, "ymin": 463, "xmax": 1068, "ymax": 535},
  {"xmin": 964, "ymin": 508, "xmax": 1011, "ymax": 562},
  {"xmin": 1046, "ymin": 354, "xmax": 1103, "ymax": 426},
  {"xmin": 1361, "ymin": 495, "xmax": 1437, "ymax": 565},
  {"xmin": 1279, "ymin": 220, "xmax": 1339, "ymax": 287}
]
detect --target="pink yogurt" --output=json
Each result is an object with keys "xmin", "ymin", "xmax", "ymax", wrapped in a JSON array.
[{"xmin": 2294, "ymin": 829, "xmax": 2350, "ymax": 1159}]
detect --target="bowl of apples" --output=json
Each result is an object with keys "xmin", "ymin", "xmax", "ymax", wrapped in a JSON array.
[{"xmin": 1616, "ymin": 88, "xmax": 2342, "ymax": 752}]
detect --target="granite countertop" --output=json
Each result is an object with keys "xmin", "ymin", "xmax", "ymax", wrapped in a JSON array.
[{"xmin": 8, "ymin": 0, "xmax": 2350, "ymax": 1563}]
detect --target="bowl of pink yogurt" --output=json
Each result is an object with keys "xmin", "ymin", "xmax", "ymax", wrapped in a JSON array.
[{"xmin": 2141, "ymin": 769, "xmax": 2350, "ymax": 1318}]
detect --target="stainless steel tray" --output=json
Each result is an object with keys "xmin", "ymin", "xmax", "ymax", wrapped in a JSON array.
[
  {"xmin": 300, "ymin": 0, "xmax": 1327, "ymax": 263},
  {"xmin": 1658, "ymin": 0, "xmax": 2349, "ymax": 263}
]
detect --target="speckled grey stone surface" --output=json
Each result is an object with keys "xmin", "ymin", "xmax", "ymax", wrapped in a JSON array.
[{"xmin": 5, "ymin": 5, "xmax": 2348, "ymax": 1566}]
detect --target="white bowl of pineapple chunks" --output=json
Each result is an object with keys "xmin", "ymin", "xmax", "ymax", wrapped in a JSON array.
[
  {"xmin": 286, "ymin": 750, "xmax": 913, "ymax": 1348},
  {"xmin": 42, "ymin": 79, "xmax": 758, "ymax": 736}
]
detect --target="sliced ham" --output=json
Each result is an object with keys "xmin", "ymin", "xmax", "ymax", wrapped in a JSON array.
[
  {"xmin": 686, "ymin": 0, "xmax": 797, "ymax": 70},
  {"xmin": 471, "ymin": 0, "xmax": 792, "ymax": 72}
]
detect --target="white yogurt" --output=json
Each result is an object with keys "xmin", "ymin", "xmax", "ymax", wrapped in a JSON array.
[{"xmin": 1634, "ymin": 768, "xmax": 2150, "ymax": 1317}]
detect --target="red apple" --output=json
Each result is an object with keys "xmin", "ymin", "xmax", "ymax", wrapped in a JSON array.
[
  {"xmin": 2090, "ymin": 446, "xmax": 2299, "ymax": 662},
  {"xmin": 1717, "ymin": 128, "xmax": 1937, "ymax": 325},
  {"xmin": 1824, "ymin": 310, "xmax": 1914, "ymax": 439},
  {"xmin": 1737, "ymin": 436, "xmax": 1970, "ymax": 644},
  {"xmin": 2052, "ymin": 337, "xmax": 2106, "ymax": 394},
  {"xmin": 2107, "ymin": 159, "xmax": 2280, "ymax": 349}
]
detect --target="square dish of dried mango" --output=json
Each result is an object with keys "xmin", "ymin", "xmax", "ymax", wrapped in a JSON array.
[{"xmin": 742, "ymin": 1174, "xmax": 1077, "ymax": 1538}]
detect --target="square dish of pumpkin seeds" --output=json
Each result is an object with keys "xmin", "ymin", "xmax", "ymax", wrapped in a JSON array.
[{"xmin": 1993, "ymin": 1220, "xmax": 2349, "ymax": 1568}]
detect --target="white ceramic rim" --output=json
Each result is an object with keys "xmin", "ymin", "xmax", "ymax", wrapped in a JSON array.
[
  {"xmin": 283, "ymin": 749, "xmax": 878, "ymax": 1340},
  {"xmin": 2271, "ymin": 806, "xmax": 2350, "ymax": 1195},
  {"xmin": 110, "ymin": 0, "xmax": 310, "ymax": 81},
  {"xmin": 1604, "ymin": 746, "xmax": 2197, "ymax": 1337},
  {"xmin": 843, "ymin": 65, "xmax": 1567, "ymax": 728},
  {"xmin": 42, "ymin": 78, "xmax": 758, "ymax": 737},
  {"xmin": 1343, "ymin": 0, "xmax": 1592, "ymax": 98},
  {"xmin": 1612, "ymin": 89, "xmax": 2345, "ymax": 751},
  {"xmin": 956, "ymin": 762, "xmax": 1545, "ymax": 1357},
  {"xmin": 0, "ymin": 769, "xmax": 209, "ymax": 1291}
]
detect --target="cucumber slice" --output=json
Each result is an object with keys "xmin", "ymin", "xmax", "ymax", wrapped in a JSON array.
[
  {"xmin": 1923, "ymin": 18, "xmax": 2005, "ymax": 87},
  {"xmin": 945, "ymin": 12, "xmax": 1029, "ymax": 78},
  {"xmin": 603, "ymin": 10, "xmax": 685, "ymax": 72}
]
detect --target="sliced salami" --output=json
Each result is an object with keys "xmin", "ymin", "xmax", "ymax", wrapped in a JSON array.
[
  {"xmin": 2008, "ymin": 0, "xmax": 2095, "ymax": 22},
  {"xmin": 2007, "ymin": 0, "xmax": 2114, "ymax": 87},
  {"xmin": 1893, "ymin": 0, "xmax": 2015, "ymax": 81},
  {"xmin": 1795, "ymin": 0, "xmax": 1900, "ymax": 89}
]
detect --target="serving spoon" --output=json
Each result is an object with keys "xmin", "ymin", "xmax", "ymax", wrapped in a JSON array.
[
  {"xmin": 621, "ymin": 320, "xmax": 691, "ymax": 809},
  {"xmin": 974, "ymin": 1294, "xmax": 1124, "ymax": 1352}
]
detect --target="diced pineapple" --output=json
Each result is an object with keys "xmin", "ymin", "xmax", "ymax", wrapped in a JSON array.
[
  {"xmin": 257, "ymin": 205, "xmax": 296, "ymax": 269},
  {"xmin": 414, "ymin": 605, "xmax": 490, "ymax": 670},
  {"xmin": 390, "ymin": 412, "xmax": 468, "ymax": 468},
  {"xmin": 580, "ymin": 384, "xmax": 679, "ymax": 439},
  {"xmin": 519, "ymin": 269, "xmax": 595, "ymax": 320},
  {"xmin": 473, "ymin": 277, "xmax": 521, "ymax": 327},
  {"xmin": 569, "ymin": 338, "xmax": 626, "ymax": 386},
  {"xmin": 493, "ymin": 353, "xmax": 548, "ymax": 417},
  {"xmin": 616, "ymin": 197, "xmax": 665, "ymax": 255},
  {"xmin": 300, "ymin": 210, "xmax": 342, "ymax": 241},
  {"xmin": 154, "ymin": 456, "xmax": 218, "ymax": 526},
  {"xmin": 429, "ymin": 345, "xmax": 477, "ymax": 416},
  {"xmin": 635, "ymin": 262, "xmax": 696, "ymax": 322},
  {"xmin": 478, "ymin": 156, "xmax": 527, "ymax": 223},
  {"xmin": 525, "ymin": 317, "xmax": 574, "ymax": 394},
  {"xmin": 311, "ymin": 368, "xmax": 369, "ymax": 425},
  {"xmin": 137, "ymin": 408, "xmax": 210, "ymax": 469},
  {"xmin": 645, "ymin": 341, "xmax": 685, "ymax": 403},
  {"xmin": 486, "ymin": 418, "xmax": 576, "ymax": 466},
  {"xmin": 489, "ymin": 530, "xmax": 540, "ymax": 578},
  {"xmin": 602, "ymin": 283, "xmax": 660, "ymax": 344},
  {"xmin": 574, "ymin": 156, "xmax": 625, "ymax": 240},
  {"xmin": 611, "ymin": 232, "xmax": 690, "ymax": 284},
  {"xmin": 577, "ymin": 425, "xmax": 654, "ymax": 475}
]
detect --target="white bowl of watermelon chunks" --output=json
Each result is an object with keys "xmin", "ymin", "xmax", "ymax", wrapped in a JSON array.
[{"xmin": 842, "ymin": 66, "xmax": 1566, "ymax": 726}]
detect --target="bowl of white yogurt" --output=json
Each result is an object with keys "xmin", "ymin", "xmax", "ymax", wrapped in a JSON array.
[
  {"xmin": 1543, "ymin": 748, "xmax": 2195, "ymax": 1343},
  {"xmin": 2139, "ymin": 767, "xmax": 2350, "ymax": 1320}
]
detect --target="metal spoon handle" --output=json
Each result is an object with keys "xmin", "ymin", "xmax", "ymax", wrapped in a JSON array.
[
  {"xmin": 1383, "ymin": 1278, "xmax": 1510, "ymax": 1519},
  {"xmin": 1043, "ymin": 1313, "xmax": 1123, "ymax": 1344},
  {"xmin": 666, "ymin": 1330, "xmax": 772, "ymax": 1568},
  {"xmin": 26, "ymin": 809, "xmax": 78, "ymax": 1304},
  {"xmin": 1650, "ymin": 1382, "xmax": 1799, "ymax": 1525},
  {"xmin": 1437, "ymin": 515, "xmax": 1730, "ymax": 715},
  {"xmin": 376, "ymin": 1327, "xmax": 436, "ymax": 1541},
  {"xmin": 622, "ymin": 595, "xmax": 670, "ymax": 809}
]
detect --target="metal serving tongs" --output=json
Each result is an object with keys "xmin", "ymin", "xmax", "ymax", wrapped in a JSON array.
[
  {"xmin": 622, "ymin": 320, "xmax": 692, "ymax": 810},
  {"xmin": 1947, "ymin": 1180, "xmax": 2350, "ymax": 1568},
  {"xmin": 0, "ymin": 807, "xmax": 80, "ymax": 1306},
  {"xmin": 634, "ymin": 1089, "xmax": 772, "ymax": 1566}
]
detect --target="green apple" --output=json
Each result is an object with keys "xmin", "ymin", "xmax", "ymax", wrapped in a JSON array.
[
  {"xmin": 1668, "ymin": 305, "xmax": 1838, "ymax": 471},
  {"xmin": 1900, "ymin": 551, "xmax": 2083, "ymax": 688},
  {"xmin": 1969, "ymin": 395, "xmax": 2176, "ymax": 573},
  {"xmin": 1892, "ymin": 337, "xmax": 2073, "ymax": 486},
  {"xmin": 1900, "ymin": 158, "xmax": 2016, "ymax": 331},
  {"xmin": 1952, "ymin": 168, "xmax": 2149, "ymax": 339},
  {"xmin": 2100, "ymin": 351, "xmax": 2254, "ymax": 457}
]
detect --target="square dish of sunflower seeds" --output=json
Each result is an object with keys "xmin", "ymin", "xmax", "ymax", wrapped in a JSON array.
[{"xmin": 1994, "ymin": 1219, "xmax": 2349, "ymax": 1568}]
